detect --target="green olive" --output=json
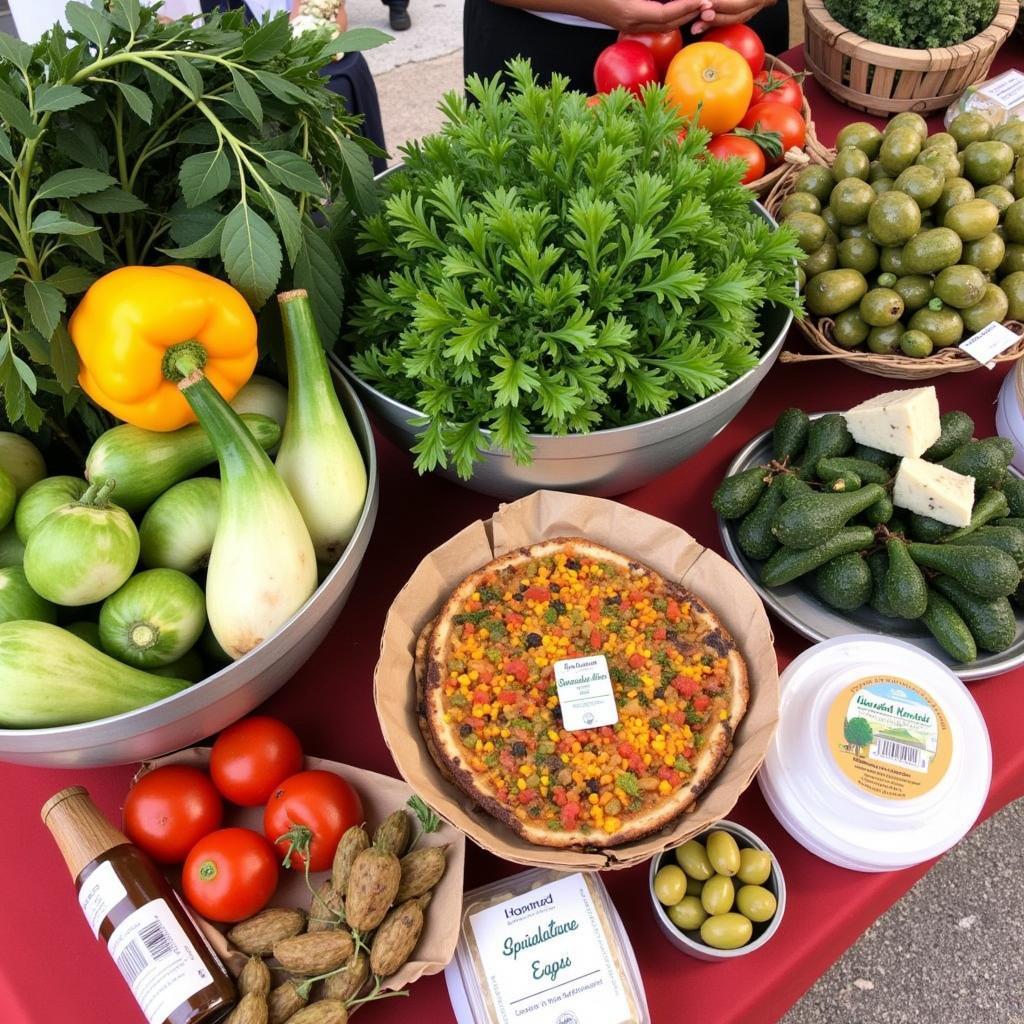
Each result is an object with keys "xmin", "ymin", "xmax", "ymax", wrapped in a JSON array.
[
  {"xmin": 1005, "ymin": 199, "xmax": 1024, "ymax": 244},
  {"xmin": 908, "ymin": 305, "xmax": 965, "ymax": 348},
  {"xmin": 838, "ymin": 236, "xmax": 879, "ymax": 275},
  {"xmin": 976, "ymin": 185, "xmax": 1016, "ymax": 214},
  {"xmin": 779, "ymin": 192, "xmax": 822, "ymax": 218},
  {"xmin": 1001, "ymin": 243, "xmax": 1024, "ymax": 275},
  {"xmin": 893, "ymin": 274, "xmax": 934, "ymax": 312},
  {"xmin": 961, "ymin": 282, "xmax": 1009, "ymax": 333},
  {"xmin": 899, "ymin": 329, "xmax": 934, "ymax": 358},
  {"xmin": 949, "ymin": 111, "xmax": 992, "ymax": 149},
  {"xmin": 832, "ymin": 308, "xmax": 870, "ymax": 349},
  {"xmin": 833, "ymin": 146, "xmax": 871, "ymax": 181},
  {"xmin": 837, "ymin": 121, "xmax": 884, "ymax": 158},
  {"xmin": 994, "ymin": 120, "xmax": 1024, "ymax": 159},
  {"xmin": 700, "ymin": 874, "xmax": 736, "ymax": 916},
  {"xmin": 867, "ymin": 322, "xmax": 904, "ymax": 354},
  {"xmin": 922, "ymin": 131, "xmax": 959, "ymax": 153},
  {"xmin": 685, "ymin": 875, "xmax": 704, "ymax": 897},
  {"xmin": 886, "ymin": 111, "xmax": 929, "ymax": 143},
  {"xmin": 675, "ymin": 839, "xmax": 713, "ymax": 881},
  {"xmin": 668, "ymin": 895, "xmax": 708, "ymax": 932},
  {"xmin": 700, "ymin": 913, "xmax": 753, "ymax": 950},
  {"xmin": 706, "ymin": 830, "xmax": 741, "ymax": 877},
  {"xmin": 1002, "ymin": 270, "xmax": 1024, "ymax": 319},
  {"xmin": 735, "ymin": 885, "xmax": 778, "ymax": 923},
  {"xmin": 653, "ymin": 864, "xmax": 688, "ymax": 906},
  {"xmin": 794, "ymin": 165, "xmax": 835, "ymax": 203},
  {"xmin": 736, "ymin": 848, "xmax": 773, "ymax": 886},
  {"xmin": 963, "ymin": 232, "xmax": 1006, "ymax": 273},
  {"xmin": 860, "ymin": 287, "xmax": 905, "ymax": 327}
]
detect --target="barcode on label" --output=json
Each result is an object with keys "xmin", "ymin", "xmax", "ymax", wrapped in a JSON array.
[
  {"xmin": 114, "ymin": 920, "xmax": 174, "ymax": 984},
  {"xmin": 872, "ymin": 738, "xmax": 929, "ymax": 772}
]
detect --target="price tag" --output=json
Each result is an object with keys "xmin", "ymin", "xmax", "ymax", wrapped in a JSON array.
[
  {"xmin": 959, "ymin": 321, "xmax": 1020, "ymax": 369},
  {"xmin": 977, "ymin": 70, "xmax": 1024, "ymax": 108},
  {"xmin": 553, "ymin": 654, "xmax": 619, "ymax": 731}
]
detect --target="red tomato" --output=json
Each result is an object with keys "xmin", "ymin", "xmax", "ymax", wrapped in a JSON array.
[
  {"xmin": 617, "ymin": 29, "xmax": 682, "ymax": 78},
  {"xmin": 123, "ymin": 765, "xmax": 223, "ymax": 865},
  {"xmin": 593, "ymin": 40, "xmax": 658, "ymax": 98},
  {"xmin": 182, "ymin": 827, "xmax": 278, "ymax": 922},
  {"xmin": 210, "ymin": 716, "xmax": 304, "ymax": 807},
  {"xmin": 707, "ymin": 134, "xmax": 767, "ymax": 185},
  {"xmin": 701, "ymin": 24, "xmax": 766, "ymax": 76},
  {"xmin": 740, "ymin": 101, "xmax": 806, "ymax": 162},
  {"xmin": 263, "ymin": 770, "xmax": 363, "ymax": 872},
  {"xmin": 751, "ymin": 69, "xmax": 804, "ymax": 111}
]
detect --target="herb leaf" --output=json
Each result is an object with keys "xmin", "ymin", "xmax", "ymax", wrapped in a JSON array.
[{"xmin": 220, "ymin": 202, "xmax": 282, "ymax": 307}]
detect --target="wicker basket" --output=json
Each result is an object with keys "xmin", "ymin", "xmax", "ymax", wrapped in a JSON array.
[
  {"xmin": 765, "ymin": 163, "xmax": 1024, "ymax": 379},
  {"xmin": 803, "ymin": 0, "xmax": 1019, "ymax": 117},
  {"xmin": 745, "ymin": 55, "xmax": 831, "ymax": 197}
]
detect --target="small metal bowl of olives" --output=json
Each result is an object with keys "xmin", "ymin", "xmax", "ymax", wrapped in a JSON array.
[{"xmin": 649, "ymin": 819, "xmax": 786, "ymax": 961}]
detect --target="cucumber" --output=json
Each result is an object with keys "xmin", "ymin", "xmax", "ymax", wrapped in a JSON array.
[
  {"xmin": 100, "ymin": 569, "xmax": 206, "ymax": 669},
  {"xmin": 921, "ymin": 589, "xmax": 977, "ymax": 664},
  {"xmin": 761, "ymin": 526, "xmax": 875, "ymax": 587},
  {"xmin": 0, "ymin": 620, "xmax": 188, "ymax": 726},
  {"xmin": 85, "ymin": 413, "xmax": 282, "ymax": 513},
  {"xmin": 0, "ymin": 567, "xmax": 56, "ymax": 624},
  {"xmin": 0, "ymin": 432, "xmax": 45, "ymax": 495},
  {"xmin": 140, "ymin": 478, "xmax": 221, "ymax": 574},
  {"xmin": 14, "ymin": 475, "xmax": 88, "ymax": 542},
  {"xmin": 23, "ymin": 480, "xmax": 140, "ymax": 606},
  {"xmin": 0, "ymin": 524, "xmax": 24, "ymax": 568}
]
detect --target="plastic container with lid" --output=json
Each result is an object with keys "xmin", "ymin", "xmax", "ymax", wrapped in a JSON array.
[
  {"xmin": 445, "ymin": 868, "xmax": 650, "ymax": 1024},
  {"xmin": 758, "ymin": 635, "xmax": 991, "ymax": 872}
]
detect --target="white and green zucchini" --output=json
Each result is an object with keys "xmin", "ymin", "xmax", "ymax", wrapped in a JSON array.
[
  {"xmin": 66, "ymin": 620, "xmax": 102, "ymax": 648},
  {"xmin": 231, "ymin": 374, "xmax": 288, "ymax": 432},
  {"xmin": 0, "ymin": 567, "xmax": 56, "ymax": 624},
  {"xmin": 86, "ymin": 413, "xmax": 281, "ymax": 513},
  {"xmin": 139, "ymin": 478, "xmax": 220, "ymax": 574},
  {"xmin": 0, "ymin": 620, "xmax": 189, "ymax": 727},
  {"xmin": 276, "ymin": 290, "xmax": 367, "ymax": 563},
  {"xmin": 0, "ymin": 467, "xmax": 14, "ymax": 532},
  {"xmin": 23, "ymin": 479, "xmax": 140, "ymax": 606},
  {"xmin": 0, "ymin": 432, "xmax": 45, "ymax": 495},
  {"xmin": 0, "ymin": 524, "xmax": 24, "ymax": 568},
  {"xmin": 15, "ymin": 475, "xmax": 88, "ymax": 541}
]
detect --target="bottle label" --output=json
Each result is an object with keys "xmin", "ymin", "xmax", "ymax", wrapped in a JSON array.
[
  {"xmin": 825, "ymin": 675, "xmax": 953, "ymax": 801},
  {"xmin": 78, "ymin": 860, "xmax": 128, "ymax": 937},
  {"xmin": 108, "ymin": 898, "xmax": 215, "ymax": 1024}
]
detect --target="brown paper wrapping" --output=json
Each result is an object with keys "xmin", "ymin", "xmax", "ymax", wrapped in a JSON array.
[
  {"xmin": 374, "ymin": 490, "xmax": 780, "ymax": 871},
  {"xmin": 136, "ymin": 748, "xmax": 465, "ymax": 990}
]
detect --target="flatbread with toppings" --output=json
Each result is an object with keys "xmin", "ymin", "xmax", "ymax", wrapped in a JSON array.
[{"xmin": 422, "ymin": 538, "xmax": 748, "ymax": 848}]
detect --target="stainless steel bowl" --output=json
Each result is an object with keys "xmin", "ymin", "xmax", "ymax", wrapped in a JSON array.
[
  {"xmin": 649, "ymin": 819, "xmax": 786, "ymax": 961},
  {"xmin": 341, "ymin": 191, "xmax": 794, "ymax": 498},
  {"xmin": 0, "ymin": 369, "xmax": 379, "ymax": 768}
]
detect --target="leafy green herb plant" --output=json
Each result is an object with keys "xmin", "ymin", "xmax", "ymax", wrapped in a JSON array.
[
  {"xmin": 824, "ymin": 0, "xmax": 998, "ymax": 49},
  {"xmin": 0, "ymin": 1, "xmax": 386, "ymax": 442},
  {"xmin": 349, "ymin": 61, "xmax": 802, "ymax": 478}
]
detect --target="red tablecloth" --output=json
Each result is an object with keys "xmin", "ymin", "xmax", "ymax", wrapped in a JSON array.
[{"xmin": 4, "ymin": 40, "xmax": 1024, "ymax": 1024}]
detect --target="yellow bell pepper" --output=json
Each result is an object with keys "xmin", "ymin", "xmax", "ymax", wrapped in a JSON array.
[{"xmin": 69, "ymin": 265, "xmax": 258, "ymax": 432}]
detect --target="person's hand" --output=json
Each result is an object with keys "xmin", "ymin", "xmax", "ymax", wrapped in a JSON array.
[
  {"xmin": 588, "ymin": 0, "xmax": 712, "ymax": 34},
  {"xmin": 691, "ymin": 0, "xmax": 776, "ymax": 33}
]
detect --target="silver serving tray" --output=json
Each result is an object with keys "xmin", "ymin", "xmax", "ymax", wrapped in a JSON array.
[{"xmin": 717, "ymin": 416, "xmax": 1024, "ymax": 682}]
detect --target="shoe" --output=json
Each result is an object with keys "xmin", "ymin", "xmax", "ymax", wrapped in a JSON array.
[{"xmin": 389, "ymin": 2, "xmax": 411, "ymax": 29}]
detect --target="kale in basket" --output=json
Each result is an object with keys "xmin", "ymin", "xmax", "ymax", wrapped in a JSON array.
[{"xmin": 348, "ymin": 60, "xmax": 803, "ymax": 479}]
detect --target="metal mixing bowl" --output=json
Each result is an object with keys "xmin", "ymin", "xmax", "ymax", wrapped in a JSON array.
[
  {"xmin": 0, "ymin": 369, "xmax": 379, "ymax": 767},
  {"xmin": 341, "ymin": 188, "xmax": 793, "ymax": 498}
]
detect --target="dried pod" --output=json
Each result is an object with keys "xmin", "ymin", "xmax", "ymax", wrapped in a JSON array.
[
  {"xmin": 322, "ymin": 951, "xmax": 369, "ymax": 1003},
  {"xmin": 282, "ymin": 1000, "xmax": 348, "ymax": 1024},
  {"xmin": 372, "ymin": 810, "xmax": 412, "ymax": 858},
  {"xmin": 395, "ymin": 844, "xmax": 448, "ymax": 903},
  {"xmin": 225, "ymin": 991, "xmax": 269, "ymax": 1024},
  {"xmin": 345, "ymin": 847, "xmax": 401, "ymax": 932},
  {"xmin": 307, "ymin": 879, "xmax": 344, "ymax": 933},
  {"xmin": 228, "ymin": 908, "xmax": 307, "ymax": 956},
  {"xmin": 331, "ymin": 826, "xmax": 370, "ymax": 897},
  {"xmin": 272, "ymin": 931, "xmax": 354, "ymax": 975},
  {"xmin": 369, "ymin": 896, "xmax": 428, "ymax": 977},
  {"xmin": 267, "ymin": 981, "xmax": 307, "ymax": 1024},
  {"xmin": 239, "ymin": 955, "xmax": 272, "ymax": 998}
]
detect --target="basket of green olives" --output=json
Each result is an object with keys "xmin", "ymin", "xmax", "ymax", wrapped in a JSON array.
[
  {"xmin": 649, "ymin": 820, "xmax": 785, "ymax": 961},
  {"xmin": 767, "ymin": 110, "xmax": 1024, "ymax": 379}
]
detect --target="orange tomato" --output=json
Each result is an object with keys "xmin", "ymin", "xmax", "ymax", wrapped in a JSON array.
[{"xmin": 664, "ymin": 42, "xmax": 754, "ymax": 136}]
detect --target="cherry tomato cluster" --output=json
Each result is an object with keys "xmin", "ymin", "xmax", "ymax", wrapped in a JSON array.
[
  {"xmin": 123, "ymin": 716, "xmax": 363, "ymax": 922},
  {"xmin": 592, "ymin": 26, "xmax": 807, "ymax": 186}
]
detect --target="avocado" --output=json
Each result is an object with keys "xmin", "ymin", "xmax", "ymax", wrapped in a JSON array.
[
  {"xmin": 771, "ymin": 483, "xmax": 885, "ymax": 549},
  {"xmin": 837, "ymin": 122, "xmax": 883, "ymax": 158},
  {"xmin": 1000, "ymin": 473, "xmax": 1024, "ymax": 517},
  {"xmin": 787, "ymin": 211, "xmax": 830, "ymax": 254},
  {"xmin": 867, "ymin": 323, "xmax": 905, "ymax": 354},
  {"xmin": 778, "ymin": 474, "xmax": 813, "ymax": 499},
  {"xmin": 863, "ymin": 493, "xmax": 895, "ymax": 525},
  {"xmin": 883, "ymin": 537, "xmax": 929, "ymax": 618},
  {"xmin": 894, "ymin": 165, "xmax": 944, "ymax": 209},
  {"xmin": 943, "ymin": 199, "xmax": 1001, "ymax": 242},
  {"xmin": 907, "ymin": 304, "xmax": 964, "ymax": 348},
  {"xmin": 737, "ymin": 478, "xmax": 786, "ymax": 561},
  {"xmin": 798, "ymin": 413, "xmax": 854, "ymax": 479},
  {"xmin": 867, "ymin": 549, "xmax": 898, "ymax": 616},
  {"xmin": 860, "ymin": 287, "xmax": 905, "ymax": 326},
  {"xmin": 867, "ymin": 190, "xmax": 922, "ymax": 246},
  {"xmin": 943, "ymin": 488, "xmax": 1010, "ymax": 542},
  {"xmin": 772, "ymin": 407, "xmax": 810, "ymax": 462},
  {"xmin": 921, "ymin": 589, "xmax": 978, "ymax": 663},
  {"xmin": 803, "ymin": 237, "xmax": 838, "ymax": 277},
  {"xmin": 812, "ymin": 552, "xmax": 873, "ymax": 610},
  {"xmin": 907, "ymin": 512, "xmax": 955, "ymax": 542},
  {"xmin": 712, "ymin": 466, "xmax": 768, "ymax": 519},
  {"xmin": 975, "ymin": 184, "xmax": 1016, "ymax": 214},
  {"xmin": 941, "ymin": 437, "xmax": 1013, "ymax": 489},
  {"xmin": 830, "ymin": 178, "xmax": 876, "ymax": 226},
  {"xmin": 833, "ymin": 146, "xmax": 871, "ymax": 181},
  {"xmin": 906, "ymin": 542, "xmax": 1022, "ymax": 598},
  {"xmin": 934, "ymin": 177, "xmax": 976, "ymax": 222},
  {"xmin": 780, "ymin": 192, "xmax": 822, "ymax": 218},
  {"xmin": 960, "ymin": 283, "xmax": 1009, "ymax": 334},
  {"xmin": 899, "ymin": 329, "xmax": 933, "ymax": 358},
  {"xmin": 851, "ymin": 443, "xmax": 898, "ymax": 469},
  {"xmin": 795, "ymin": 165, "xmax": 835, "ymax": 204},
  {"xmin": 816, "ymin": 456, "xmax": 891, "ymax": 486},
  {"xmin": 931, "ymin": 575, "xmax": 1017, "ymax": 654},
  {"xmin": 995, "ymin": 516, "xmax": 1024, "ymax": 531},
  {"xmin": 805, "ymin": 269, "xmax": 868, "ymax": 317},
  {"xmin": 962, "ymin": 232, "xmax": 1006, "ymax": 273},
  {"xmin": 947, "ymin": 525, "xmax": 1024, "ymax": 567},
  {"xmin": 893, "ymin": 274, "xmax": 934, "ymax": 312},
  {"xmin": 903, "ymin": 228, "xmax": 963, "ymax": 275},
  {"xmin": 963, "ymin": 140, "xmax": 1015, "ymax": 187},
  {"xmin": 838, "ymin": 236, "xmax": 879, "ymax": 274},
  {"xmin": 878, "ymin": 127, "xmax": 922, "ymax": 176},
  {"xmin": 832, "ymin": 307, "xmax": 871, "ymax": 349},
  {"xmin": 761, "ymin": 526, "xmax": 875, "ymax": 587},
  {"xmin": 1002, "ymin": 271, "xmax": 1024, "ymax": 320},
  {"xmin": 933, "ymin": 264, "xmax": 987, "ymax": 309},
  {"xmin": 922, "ymin": 410, "xmax": 974, "ymax": 461},
  {"xmin": 949, "ymin": 112, "xmax": 992, "ymax": 149}
]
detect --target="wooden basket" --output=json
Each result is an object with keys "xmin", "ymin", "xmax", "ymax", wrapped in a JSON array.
[
  {"xmin": 765, "ymin": 163, "xmax": 1024, "ymax": 379},
  {"xmin": 803, "ymin": 0, "xmax": 1019, "ymax": 117},
  {"xmin": 745, "ymin": 54, "xmax": 831, "ymax": 197}
]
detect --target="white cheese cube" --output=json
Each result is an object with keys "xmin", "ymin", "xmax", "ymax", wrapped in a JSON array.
[
  {"xmin": 842, "ymin": 387, "xmax": 941, "ymax": 458},
  {"xmin": 892, "ymin": 457, "xmax": 975, "ymax": 527}
]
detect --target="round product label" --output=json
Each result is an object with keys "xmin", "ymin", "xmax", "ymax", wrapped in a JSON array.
[{"xmin": 825, "ymin": 675, "xmax": 952, "ymax": 801}]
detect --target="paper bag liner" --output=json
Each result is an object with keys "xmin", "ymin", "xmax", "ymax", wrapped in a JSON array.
[
  {"xmin": 135, "ymin": 747, "xmax": 466, "ymax": 991},
  {"xmin": 373, "ymin": 489, "xmax": 780, "ymax": 871}
]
